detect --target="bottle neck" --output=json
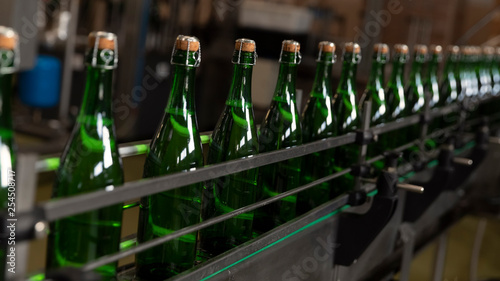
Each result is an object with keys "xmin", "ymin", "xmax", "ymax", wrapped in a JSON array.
[
  {"xmin": 409, "ymin": 59, "xmax": 424, "ymax": 84},
  {"xmin": 311, "ymin": 58, "xmax": 333, "ymax": 99},
  {"xmin": 227, "ymin": 63, "xmax": 253, "ymax": 108},
  {"xmin": 337, "ymin": 57, "xmax": 358, "ymax": 96},
  {"xmin": 389, "ymin": 59, "xmax": 405, "ymax": 86},
  {"xmin": 273, "ymin": 62, "xmax": 298, "ymax": 102},
  {"xmin": 443, "ymin": 55, "xmax": 456, "ymax": 77},
  {"xmin": 367, "ymin": 58, "xmax": 385, "ymax": 94},
  {"xmin": 427, "ymin": 57, "xmax": 439, "ymax": 84},
  {"xmin": 0, "ymin": 73, "xmax": 13, "ymax": 132},
  {"xmin": 167, "ymin": 65, "xmax": 197, "ymax": 115},
  {"xmin": 78, "ymin": 66, "xmax": 114, "ymax": 126}
]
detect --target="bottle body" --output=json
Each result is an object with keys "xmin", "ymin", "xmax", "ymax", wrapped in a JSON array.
[
  {"xmin": 256, "ymin": 94, "xmax": 302, "ymax": 230},
  {"xmin": 254, "ymin": 44, "xmax": 302, "ymax": 233},
  {"xmin": 382, "ymin": 48, "xmax": 408, "ymax": 150},
  {"xmin": 137, "ymin": 110, "xmax": 203, "ymax": 278},
  {"xmin": 200, "ymin": 48, "xmax": 259, "ymax": 258},
  {"xmin": 439, "ymin": 48, "xmax": 461, "ymax": 128},
  {"xmin": 136, "ymin": 52, "xmax": 204, "ymax": 279},
  {"xmin": 298, "ymin": 46, "xmax": 336, "ymax": 214},
  {"xmin": 360, "ymin": 45, "xmax": 388, "ymax": 168},
  {"xmin": 46, "ymin": 35, "xmax": 123, "ymax": 279},
  {"xmin": 404, "ymin": 51, "xmax": 426, "ymax": 142},
  {"xmin": 332, "ymin": 47, "xmax": 361, "ymax": 192}
]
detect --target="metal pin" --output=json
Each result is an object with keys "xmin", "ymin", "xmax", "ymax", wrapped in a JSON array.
[
  {"xmin": 360, "ymin": 178, "xmax": 376, "ymax": 184},
  {"xmin": 397, "ymin": 183, "xmax": 424, "ymax": 194},
  {"xmin": 34, "ymin": 221, "xmax": 49, "ymax": 239},
  {"xmin": 453, "ymin": 157, "xmax": 473, "ymax": 166},
  {"xmin": 489, "ymin": 137, "xmax": 500, "ymax": 144}
]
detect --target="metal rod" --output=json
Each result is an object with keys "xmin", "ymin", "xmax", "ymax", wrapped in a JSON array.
[
  {"xmin": 58, "ymin": 0, "xmax": 80, "ymax": 125},
  {"xmin": 397, "ymin": 183, "xmax": 424, "ymax": 194},
  {"xmin": 355, "ymin": 100, "xmax": 373, "ymax": 190},
  {"xmin": 82, "ymin": 168, "xmax": 352, "ymax": 270},
  {"xmin": 453, "ymin": 157, "xmax": 473, "ymax": 166},
  {"xmin": 432, "ymin": 232, "xmax": 448, "ymax": 281},
  {"xmin": 38, "ymin": 134, "xmax": 356, "ymax": 221},
  {"xmin": 371, "ymin": 115, "xmax": 421, "ymax": 136}
]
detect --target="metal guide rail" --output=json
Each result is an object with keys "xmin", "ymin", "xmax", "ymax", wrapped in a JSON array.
[{"xmin": 4, "ymin": 96, "xmax": 500, "ymax": 281}]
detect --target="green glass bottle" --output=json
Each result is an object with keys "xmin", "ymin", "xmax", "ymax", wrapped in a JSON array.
[
  {"xmin": 332, "ymin": 42, "xmax": 362, "ymax": 192},
  {"xmin": 383, "ymin": 44, "xmax": 409, "ymax": 149},
  {"xmin": 425, "ymin": 45, "xmax": 442, "ymax": 109},
  {"xmin": 459, "ymin": 47, "xmax": 472, "ymax": 103},
  {"xmin": 136, "ymin": 36, "xmax": 204, "ymax": 279},
  {"xmin": 199, "ymin": 39, "xmax": 259, "ymax": 258},
  {"xmin": 425, "ymin": 45, "xmax": 443, "ymax": 138},
  {"xmin": 489, "ymin": 47, "xmax": 500, "ymax": 117},
  {"xmin": 254, "ymin": 40, "xmax": 302, "ymax": 233},
  {"xmin": 404, "ymin": 45, "xmax": 427, "ymax": 142},
  {"xmin": 46, "ymin": 32, "xmax": 123, "ymax": 279},
  {"xmin": 477, "ymin": 46, "xmax": 494, "ymax": 99},
  {"xmin": 491, "ymin": 47, "xmax": 500, "ymax": 96},
  {"xmin": 439, "ymin": 46, "xmax": 461, "ymax": 126},
  {"xmin": 298, "ymin": 41, "xmax": 336, "ymax": 214},
  {"xmin": 461, "ymin": 46, "xmax": 480, "ymax": 120},
  {"xmin": 464, "ymin": 46, "xmax": 480, "ymax": 101},
  {"xmin": 359, "ymin": 43, "xmax": 389, "ymax": 167},
  {"xmin": 0, "ymin": 26, "xmax": 18, "ymax": 281}
]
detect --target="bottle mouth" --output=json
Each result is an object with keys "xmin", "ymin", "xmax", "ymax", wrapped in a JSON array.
[
  {"xmin": 316, "ymin": 41, "xmax": 336, "ymax": 64},
  {"xmin": 0, "ymin": 26, "xmax": 19, "ymax": 74},
  {"xmin": 232, "ymin": 38, "xmax": 257, "ymax": 65},
  {"xmin": 175, "ymin": 35, "xmax": 200, "ymax": 51},
  {"xmin": 373, "ymin": 43, "xmax": 389, "ymax": 63},
  {"xmin": 447, "ymin": 45, "xmax": 460, "ymax": 55},
  {"xmin": 171, "ymin": 35, "xmax": 201, "ymax": 67},
  {"xmin": 279, "ymin": 40, "xmax": 301, "ymax": 64},
  {"xmin": 343, "ymin": 42, "xmax": 362, "ymax": 64},
  {"xmin": 86, "ymin": 31, "xmax": 118, "ymax": 69}
]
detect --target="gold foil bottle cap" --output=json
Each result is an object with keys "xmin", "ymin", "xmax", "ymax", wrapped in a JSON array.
[
  {"xmin": 235, "ymin": 38, "xmax": 255, "ymax": 52},
  {"xmin": 233, "ymin": 38, "xmax": 257, "ymax": 65},
  {"xmin": 282, "ymin": 40, "xmax": 300, "ymax": 53},
  {"xmin": 461, "ymin": 46, "xmax": 473, "ymax": 55},
  {"xmin": 318, "ymin": 41, "xmax": 335, "ymax": 53},
  {"xmin": 373, "ymin": 43, "xmax": 389, "ymax": 54},
  {"xmin": 88, "ymin": 31, "xmax": 117, "ymax": 50},
  {"xmin": 0, "ymin": 26, "xmax": 19, "ymax": 74},
  {"xmin": 394, "ymin": 44, "xmax": 409, "ymax": 54},
  {"xmin": 316, "ymin": 41, "xmax": 336, "ymax": 63},
  {"xmin": 414, "ymin": 44, "xmax": 428, "ymax": 55},
  {"xmin": 482, "ymin": 46, "xmax": 495, "ymax": 56},
  {"xmin": 0, "ymin": 26, "xmax": 18, "ymax": 50},
  {"xmin": 430, "ymin": 45, "xmax": 442, "ymax": 55},
  {"xmin": 447, "ymin": 45, "xmax": 460, "ymax": 55},
  {"xmin": 344, "ymin": 42, "xmax": 361, "ymax": 54},
  {"xmin": 175, "ymin": 35, "xmax": 200, "ymax": 51},
  {"xmin": 86, "ymin": 31, "xmax": 118, "ymax": 69}
]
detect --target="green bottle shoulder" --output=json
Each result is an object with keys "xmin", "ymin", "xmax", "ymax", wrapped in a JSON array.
[{"xmin": 208, "ymin": 105, "xmax": 259, "ymax": 163}]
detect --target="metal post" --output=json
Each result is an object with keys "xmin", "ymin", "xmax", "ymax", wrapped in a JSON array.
[
  {"xmin": 399, "ymin": 223, "xmax": 416, "ymax": 281},
  {"xmin": 432, "ymin": 232, "xmax": 448, "ymax": 281},
  {"xmin": 58, "ymin": 0, "xmax": 80, "ymax": 126},
  {"xmin": 354, "ymin": 100, "xmax": 372, "ymax": 190}
]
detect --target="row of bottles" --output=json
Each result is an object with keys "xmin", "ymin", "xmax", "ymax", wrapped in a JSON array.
[{"xmin": 2, "ymin": 25, "xmax": 499, "ymax": 280}]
